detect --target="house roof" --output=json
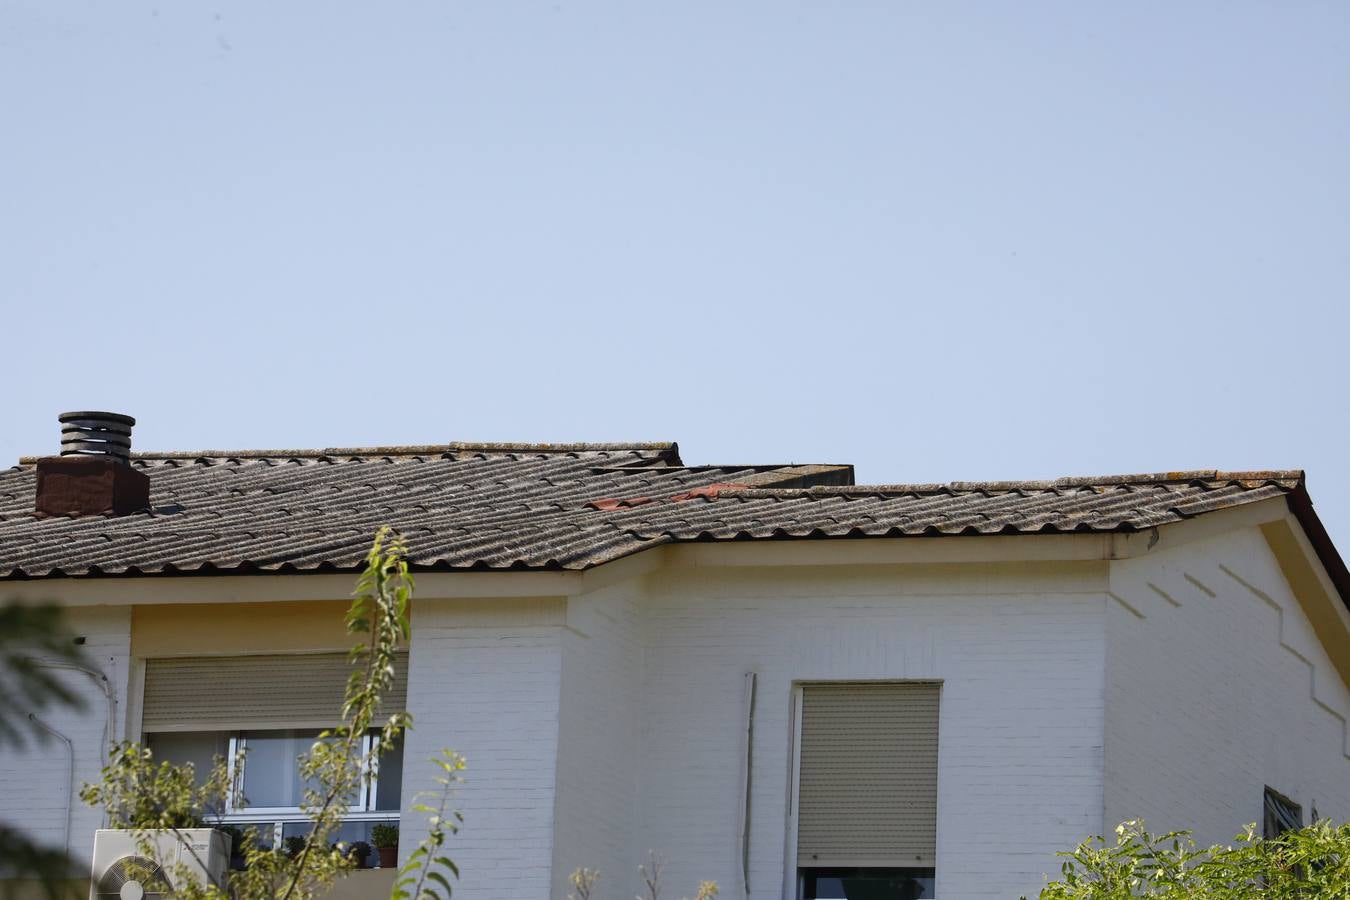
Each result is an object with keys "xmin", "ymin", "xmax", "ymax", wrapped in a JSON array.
[{"xmin": 0, "ymin": 442, "xmax": 1324, "ymax": 580}]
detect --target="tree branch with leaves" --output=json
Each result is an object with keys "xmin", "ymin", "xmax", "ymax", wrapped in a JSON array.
[
  {"xmin": 81, "ymin": 527, "xmax": 463, "ymax": 900},
  {"xmin": 0, "ymin": 602, "xmax": 91, "ymax": 900}
]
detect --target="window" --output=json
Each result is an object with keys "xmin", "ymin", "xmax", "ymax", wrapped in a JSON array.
[
  {"xmin": 140, "ymin": 651, "xmax": 410, "ymax": 864},
  {"xmin": 239, "ymin": 730, "xmax": 331, "ymax": 810},
  {"xmin": 801, "ymin": 869, "xmax": 935, "ymax": 900},
  {"xmin": 1264, "ymin": 787, "xmax": 1303, "ymax": 839},
  {"xmin": 793, "ymin": 683, "xmax": 940, "ymax": 899},
  {"xmin": 147, "ymin": 728, "xmax": 402, "ymax": 861}
]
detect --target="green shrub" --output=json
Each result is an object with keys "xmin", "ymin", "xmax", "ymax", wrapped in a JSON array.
[
  {"xmin": 1032, "ymin": 818, "xmax": 1350, "ymax": 899},
  {"xmin": 371, "ymin": 823, "xmax": 399, "ymax": 849}
]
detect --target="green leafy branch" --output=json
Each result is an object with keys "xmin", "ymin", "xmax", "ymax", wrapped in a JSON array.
[
  {"xmin": 80, "ymin": 527, "xmax": 465, "ymax": 900},
  {"xmin": 393, "ymin": 749, "xmax": 465, "ymax": 900}
]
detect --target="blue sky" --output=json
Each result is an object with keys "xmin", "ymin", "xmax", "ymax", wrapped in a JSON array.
[{"xmin": 3, "ymin": 3, "xmax": 1349, "ymax": 543}]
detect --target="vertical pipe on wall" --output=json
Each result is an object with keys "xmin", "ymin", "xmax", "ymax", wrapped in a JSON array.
[{"xmin": 738, "ymin": 672, "xmax": 757, "ymax": 900}]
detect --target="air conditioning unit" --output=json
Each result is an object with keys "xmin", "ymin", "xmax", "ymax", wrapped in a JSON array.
[{"xmin": 90, "ymin": 828, "xmax": 229, "ymax": 900}]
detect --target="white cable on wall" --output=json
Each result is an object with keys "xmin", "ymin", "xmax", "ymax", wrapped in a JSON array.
[
  {"xmin": 25, "ymin": 657, "xmax": 116, "ymax": 765},
  {"xmin": 27, "ymin": 712, "xmax": 75, "ymax": 856}
]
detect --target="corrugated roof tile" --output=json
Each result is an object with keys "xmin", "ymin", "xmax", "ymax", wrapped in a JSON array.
[{"xmin": 0, "ymin": 445, "xmax": 1304, "ymax": 578}]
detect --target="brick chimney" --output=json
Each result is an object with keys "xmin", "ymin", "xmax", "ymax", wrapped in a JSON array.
[{"xmin": 35, "ymin": 411, "xmax": 150, "ymax": 517}]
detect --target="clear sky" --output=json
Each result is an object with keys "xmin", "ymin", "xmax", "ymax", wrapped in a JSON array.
[{"xmin": 3, "ymin": 3, "xmax": 1349, "ymax": 543}]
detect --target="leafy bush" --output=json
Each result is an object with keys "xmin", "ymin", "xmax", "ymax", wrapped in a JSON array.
[
  {"xmin": 81, "ymin": 743, "xmax": 234, "ymax": 831},
  {"xmin": 1032, "ymin": 818, "xmax": 1350, "ymax": 898}
]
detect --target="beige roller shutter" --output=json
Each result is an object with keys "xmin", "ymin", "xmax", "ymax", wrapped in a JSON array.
[
  {"xmin": 796, "ymin": 682, "xmax": 939, "ymax": 869},
  {"xmin": 142, "ymin": 652, "xmax": 409, "ymax": 732}
]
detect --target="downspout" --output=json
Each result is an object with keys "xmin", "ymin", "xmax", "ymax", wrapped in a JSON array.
[
  {"xmin": 738, "ymin": 672, "xmax": 757, "ymax": 900},
  {"xmin": 28, "ymin": 712, "xmax": 75, "ymax": 856}
]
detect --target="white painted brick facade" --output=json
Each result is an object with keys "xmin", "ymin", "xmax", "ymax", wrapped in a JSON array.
[
  {"xmin": 4, "ymin": 521, "xmax": 1348, "ymax": 900},
  {"xmin": 624, "ymin": 564, "xmax": 1108, "ymax": 900},
  {"xmin": 550, "ymin": 581, "xmax": 644, "ymax": 899},
  {"xmin": 1105, "ymin": 526, "xmax": 1350, "ymax": 845},
  {"xmin": 400, "ymin": 597, "xmax": 567, "ymax": 900},
  {"xmin": 0, "ymin": 605, "xmax": 132, "ymax": 870}
]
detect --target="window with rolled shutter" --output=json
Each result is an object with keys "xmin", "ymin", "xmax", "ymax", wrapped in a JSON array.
[
  {"xmin": 796, "ymin": 682, "xmax": 940, "ymax": 870},
  {"xmin": 141, "ymin": 652, "xmax": 409, "ymax": 733}
]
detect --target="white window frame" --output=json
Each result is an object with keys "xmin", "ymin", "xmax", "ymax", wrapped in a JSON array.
[
  {"xmin": 781, "ymin": 684, "xmax": 804, "ymax": 900},
  {"xmin": 222, "ymin": 731, "xmax": 381, "ymax": 819},
  {"xmin": 204, "ymin": 730, "xmax": 398, "ymax": 852}
]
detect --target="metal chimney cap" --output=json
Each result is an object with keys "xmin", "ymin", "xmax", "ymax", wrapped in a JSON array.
[
  {"xmin": 57, "ymin": 411, "xmax": 137, "ymax": 464},
  {"xmin": 58, "ymin": 411, "xmax": 137, "ymax": 427}
]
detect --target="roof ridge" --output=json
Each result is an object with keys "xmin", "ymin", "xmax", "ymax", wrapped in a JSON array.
[
  {"xmin": 724, "ymin": 469, "xmax": 1306, "ymax": 497},
  {"xmin": 17, "ymin": 441, "xmax": 681, "ymax": 464}
]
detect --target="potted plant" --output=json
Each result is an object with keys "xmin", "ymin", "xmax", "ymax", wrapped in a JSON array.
[
  {"xmin": 346, "ymin": 840, "xmax": 372, "ymax": 869},
  {"xmin": 370, "ymin": 823, "xmax": 399, "ymax": 869}
]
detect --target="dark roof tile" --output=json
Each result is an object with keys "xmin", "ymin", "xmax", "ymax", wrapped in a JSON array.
[{"xmin": 0, "ymin": 444, "xmax": 1304, "ymax": 578}]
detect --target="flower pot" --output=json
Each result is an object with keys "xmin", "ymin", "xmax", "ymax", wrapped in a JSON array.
[{"xmin": 377, "ymin": 846, "xmax": 398, "ymax": 869}]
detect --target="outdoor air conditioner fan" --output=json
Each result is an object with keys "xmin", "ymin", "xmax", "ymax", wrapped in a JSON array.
[
  {"xmin": 94, "ymin": 855, "xmax": 170, "ymax": 900},
  {"xmin": 90, "ymin": 829, "xmax": 229, "ymax": 900}
]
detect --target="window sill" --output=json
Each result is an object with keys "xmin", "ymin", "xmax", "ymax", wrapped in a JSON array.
[{"xmin": 213, "ymin": 811, "xmax": 399, "ymax": 824}]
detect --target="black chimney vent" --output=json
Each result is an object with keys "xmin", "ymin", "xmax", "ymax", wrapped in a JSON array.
[
  {"xmin": 35, "ymin": 411, "xmax": 149, "ymax": 517},
  {"xmin": 59, "ymin": 410, "xmax": 136, "ymax": 464}
]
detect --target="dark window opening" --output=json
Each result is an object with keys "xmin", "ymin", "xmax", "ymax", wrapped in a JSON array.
[
  {"xmin": 1264, "ymin": 786, "xmax": 1303, "ymax": 839},
  {"xmin": 799, "ymin": 868, "xmax": 935, "ymax": 900}
]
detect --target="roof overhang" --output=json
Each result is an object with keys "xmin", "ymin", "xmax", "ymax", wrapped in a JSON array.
[
  {"xmin": 1259, "ymin": 509, "xmax": 1350, "ymax": 689},
  {"xmin": 9, "ymin": 494, "xmax": 1335, "ymax": 602}
]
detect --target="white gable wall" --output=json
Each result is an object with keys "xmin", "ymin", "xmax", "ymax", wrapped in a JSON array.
[{"xmin": 1105, "ymin": 525, "xmax": 1350, "ymax": 844}]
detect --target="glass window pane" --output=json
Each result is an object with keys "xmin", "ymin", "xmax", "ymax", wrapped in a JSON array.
[
  {"xmin": 283, "ymin": 820, "xmax": 381, "ymax": 868},
  {"xmin": 241, "ymin": 731, "xmax": 322, "ymax": 809},
  {"xmin": 800, "ymin": 869, "xmax": 935, "ymax": 900},
  {"xmin": 281, "ymin": 822, "xmax": 313, "ymax": 840},
  {"xmin": 147, "ymin": 732, "xmax": 230, "ymax": 789},
  {"xmin": 281, "ymin": 820, "xmax": 313, "ymax": 858},
  {"xmin": 146, "ymin": 732, "xmax": 230, "ymax": 816},
  {"xmin": 333, "ymin": 820, "xmax": 375, "ymax": 868},
  {"xmin": 374, "ymin": 734, "xmax": 404, "ymax": 812}
]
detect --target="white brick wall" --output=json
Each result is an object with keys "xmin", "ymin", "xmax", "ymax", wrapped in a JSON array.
[
  {"xmin": 8, "ymin": 521, "xmax": 1347, "ymax": 900},
  {"xmin": 1105, "ymin": 527, "xmax": 1350, "ymax": 845},
  {"xmin": 550, "ymin": 581, "xmax": 644, "ymax": 898},
  {"xmin": 0, "ymin": 605, "xmax": 131, "ymax": 872},
  {"xmin": 400, "ymin": 597, "xmax": 567, "ymax": 900},
  {"xmin": 611, "ymin": 564, "xmax": 1108, "ymax": 900}
]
